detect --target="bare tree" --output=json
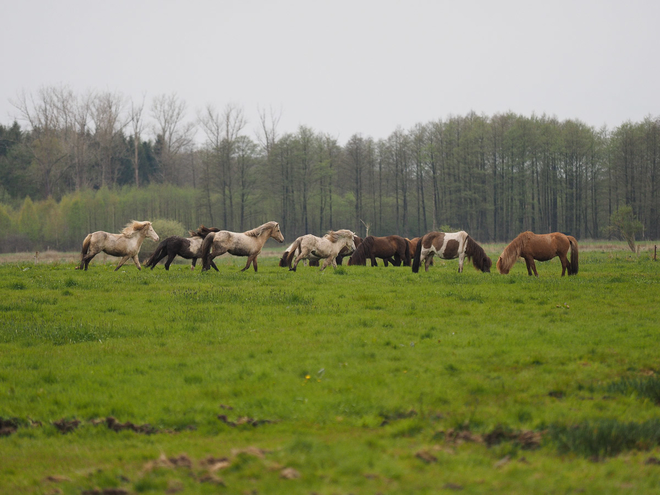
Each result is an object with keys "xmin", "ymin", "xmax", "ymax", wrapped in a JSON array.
[
  {"xmin": 128, "ymin": 94, "xmax": 147, "ymax": 187},
  {"xmin": 91, "ymin": 91, "xmax": 127, "ymax": 187},
  {"xmin": 151, "ymin": 93, "xmax": 195, "ymax": 184},
  {"xmin": 11, "ymin": 86, "xmax": 69, "ymax": 197}
]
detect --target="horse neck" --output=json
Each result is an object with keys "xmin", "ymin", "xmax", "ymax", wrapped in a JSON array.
[{"xmin": 254, "ymin": 227, "xmax": 274, "ymax": 246}]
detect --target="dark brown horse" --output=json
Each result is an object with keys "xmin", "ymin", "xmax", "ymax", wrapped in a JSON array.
[
  {"xmin": 412, "ymin": 231, "xmax": 491, "ymax": 273},
  {"xmin": 348, "ymin": 235, "xmax": 410, "ymax": 267},
  {"xmin": 144, "ymin": 226, "xmax": 220, "ymax": 270},
  {"xmin": 496, "ymin": 231, "xmax": 578, "ymax": 276}
]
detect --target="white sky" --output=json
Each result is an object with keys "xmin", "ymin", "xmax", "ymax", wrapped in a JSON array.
[{"xmin": 2, "ymin": 0, "xmax": 659, "ymax": 145}]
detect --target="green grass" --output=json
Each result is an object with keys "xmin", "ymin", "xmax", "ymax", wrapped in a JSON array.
[{"xmin": 0, "ymin": 251, "xmax": 659, "ymax": 493}]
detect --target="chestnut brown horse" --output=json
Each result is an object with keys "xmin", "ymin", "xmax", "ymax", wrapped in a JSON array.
[
  {"xmin": 412, "ymin": 231, "xmax": 491, "ymax": 273},
  {"xmin": 348, "ymin": 235, "xmax": 410, "ymax": 267},
  {"xmin": 496, "ymin": 231, "xmax": 578, "ymax": 276}
]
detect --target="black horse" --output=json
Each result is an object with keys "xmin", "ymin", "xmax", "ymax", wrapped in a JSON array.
[{"xmin": 144, "ymin": 226, "xmax": 220, "ymax": 270}]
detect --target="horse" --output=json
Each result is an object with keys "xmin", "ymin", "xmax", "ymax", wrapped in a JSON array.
[
  {"xmin": 144, "ymin": 226, "xmax": 220, "ymax": 271},
  {"xmin": 496, "ymin": 231, "xmax": 578, "ymax": 276},
  {"xmin": 78, "ymin": 220, "xmax": 159, "ymax": 271},
  {"xmin": 285, "ymin": 230, "xmax": 357, "ymax": 271},
  {"xmin": 348, "ymin": 235, "xmax": 410, "ymax": 267},
  {"xmin": 279, "ymin": 234, "xmax": 362, "ymax": 268},
  {"xmin": 407, "ymin": 237, "xmax": 433, "ymax": 268},
  {"xmin": 200, "ymin": 221, "xmax": 284, "ymax": 272},
  {"xmin": 411, "ymin": 230, "xmax": 492, "ymax": 273}
]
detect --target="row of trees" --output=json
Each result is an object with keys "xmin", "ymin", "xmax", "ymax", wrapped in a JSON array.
[{"xmin": 1, "ymin": 86, "xmax": 658, "ymax": 252}]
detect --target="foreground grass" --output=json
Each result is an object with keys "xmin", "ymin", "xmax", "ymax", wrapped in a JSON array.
[{"xmin": 1, "ymin": 251, "xmax": 659, "ymax": 493}]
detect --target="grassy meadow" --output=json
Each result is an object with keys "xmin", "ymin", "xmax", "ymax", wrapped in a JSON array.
[{"xmin": 1, "ymin": 245, "xmax": 659, "ymax": 494}]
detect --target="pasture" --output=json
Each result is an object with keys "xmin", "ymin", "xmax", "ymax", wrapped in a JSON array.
[{"xmin": 1, "ymin": 247, "xmax": 659, "ymax": 494}]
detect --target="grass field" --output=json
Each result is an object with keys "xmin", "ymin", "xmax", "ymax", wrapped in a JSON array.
[{"xmin": 1, "ymin": 245, "xmax": 659, "ymax": 494}]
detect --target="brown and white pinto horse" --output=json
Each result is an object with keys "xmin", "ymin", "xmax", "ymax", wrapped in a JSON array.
[
  {"xmin": 284, "ymin": 230, "xmax": 357, "ymax": 271},
  {"xmin": 496, "ymin": 231, "xmax": 578, "ymax": 276},
  {"xmin": 348, "ymin": 235, "xmax": 410, "ymax": 267},
  {"xmin": 412, "ymin": 231, "xmax": 491, "ymax": 273},
  {"xmin": 200, "ymin": 221, "xmax": 284, "ymax": 272},
  {"xmin": 78, "ymin": 221, "xmax": 160, "ymax": 271}
]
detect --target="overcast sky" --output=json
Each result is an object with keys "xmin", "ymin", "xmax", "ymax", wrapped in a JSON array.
[{"xmin": 2, "ymin": 0, "xmax": 659, "ymax": 144}]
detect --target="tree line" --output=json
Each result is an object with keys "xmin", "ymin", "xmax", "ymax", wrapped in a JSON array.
[{"xmin": 0, "ymin": 85, "xmax": 658, "ymax": 252}]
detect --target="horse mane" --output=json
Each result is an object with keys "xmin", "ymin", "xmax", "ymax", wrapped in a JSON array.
[
  {"xmin": 244, "ymin": 221, "xmax": 278, "ymax": 238},
  {"xmin": 496, "ymin": 231, "xmax": 530, "ymax": 274},
  {"xmin": 191, "ymin": 225, "xmax": 220, "ymax": 238},
  {"xmin": 465, "ymin": 235, "xmax": 492, "ymax": 272},
  {"xmin": 121, "ymin": 221, "xmax": 150, "ymax": 237},
  {"xmin": 349, "ymin": 236, "xmax": 374, "ymax": 265}
]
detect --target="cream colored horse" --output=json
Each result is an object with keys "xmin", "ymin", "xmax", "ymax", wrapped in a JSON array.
[
  {"xmin": 286, "ymin": 229, "xmax": 356, "ymax": 271},
  {"xmin": 78, "ymin": 221, "xmax": 159, "ymax": 271},
  {"xmin": 200, "ymin": 221, "xmax": 284, "ymax": 272}
]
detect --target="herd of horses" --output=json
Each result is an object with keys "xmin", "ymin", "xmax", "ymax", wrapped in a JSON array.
[{"xmin": 77, "ymin": 221, "xmax": 579, "ymax": 277}]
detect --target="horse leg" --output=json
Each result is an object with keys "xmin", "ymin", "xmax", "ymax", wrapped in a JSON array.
[
  {"xmin": 524, "ymin": 256, "xmax": 539, "ymax": 277},
  {"xmin": 458, "ymin": 253, "xmax": 465, "ymax": 273},
  {"xmin": 191, "ymin": 258, "xmax": 197, "ymax": 270},
  {"xmin": 558, "ymin": 253, "xmax": 569, "ymax": 276},
  {"xmin": 424, "ymin": 253, "xmax": 434, "ymax": 272},
  {"xmin": 81, "ymin": 247, "xmax": 100, "ymax": 270},
  {"xmin": 242, "ymin": 255, "xmax": 258, "ymax": 272},
  {"xmin": 211, "ymin": 260, "xmax": 219, "ymax": 272},
  {"xmin": 82, "ymin": 253, "xmax": 96, "ymax": 271},
  {"xmin": 290, "ymin": 252, "xmax": 306, "ymax": 271},
  {"xmin": 206, "ymin": 247, "xmax": 226, "ymax": 271},
  {"xmin": 114, "ymin": 256, "xmax": 131, "ymax": 271},
  {"xmin": 321, "ymin": 257, "xmax": 334, "ymax": 271},
  {"xmin": 164, "ymin": 252, "xmax": 176, "ymax": 270}
]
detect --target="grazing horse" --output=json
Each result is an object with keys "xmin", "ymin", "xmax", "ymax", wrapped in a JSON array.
[
  {"xmin": 78, "ymin": 221, "xmax": 159, "ymax": 271},
  {"xmin": 348, "ymin": 235, "xmax": 410, "ymax": 267},
  {"xmin": 285, "ymin": 230, "xmax": 357, "ymax": 271},
  {"xmin": 144, "ymin": 226, "xmax": 220, "ymax": 271},
  {"xmin": 200, "ymin": 221, "xmax": 284, "ymax": 272},
  {"xmin": 279, "ymin": 234, "xmax": 362, "ymax": 268},
  {"xmin": 496, "ymin": 231, "xmax": 578, "ymax": 276},
  {"xmin": 412, "ymin": 231, "xmax": 491, "ymax": 273}
]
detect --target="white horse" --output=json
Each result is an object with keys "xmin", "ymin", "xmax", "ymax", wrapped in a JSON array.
[
  {"xmin": 200, "ymin": 221, "xmax": 285, "ymax": 272},
  {"xmin": 285, "ymin": 229, "xmax": 356, "ymax": 271},
  {"xmin": 79, "ymin": 221, "xmax": 159, "ymax": 271}
]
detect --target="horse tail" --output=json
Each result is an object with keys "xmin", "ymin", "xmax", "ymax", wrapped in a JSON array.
[
  {"xmin": 403, "ymin": 238, "xmax": 411, "ymax": 266},
  {"xmin": 412, "ymin": 236, "xmax": 424, "ymax": 273},
  {"xmin": 81, "ymin": 234, "xmax": 92, "ymax": 259},
  {"xmin": 285, "ymin": 237, "xmax": 303, "ymax": 268},
  {"xmin": 200, "ymin": 232, "xmax": 216, "ymax": 271},
  {"xmin": 145, "ymin": 238, "xmax": 167, "ymax": 268},
  {"xmin": 568, "ymin": 235, "xmax": 579, "ymax": 275},
  {"xmin": 279, "ymin": 242, "xmax": 297, "ymax": 267}
]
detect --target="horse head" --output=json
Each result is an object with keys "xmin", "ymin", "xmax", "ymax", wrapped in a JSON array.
[
  {"xmin": 270, "ymin": 222, "xmax": 285, "ymax": 243},
  {"xmin": 145, "ymin": 222, "xmax": 160, "ymax": 243}
]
